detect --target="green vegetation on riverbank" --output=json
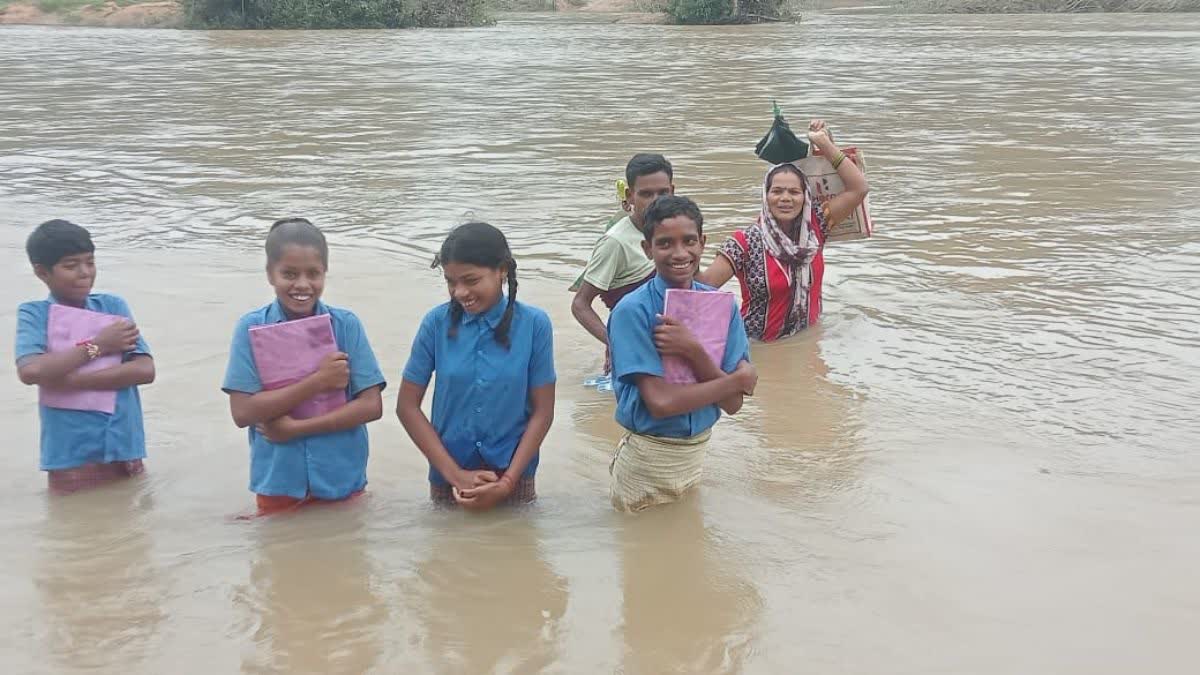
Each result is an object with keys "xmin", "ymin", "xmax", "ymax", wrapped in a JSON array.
[
  {"xmin": 665, "ymin": 0, "xmax": 797, "ymax": 23},
  {"xmin": 182, "ymin": 0, "xmax": 489, "ymax": 28},
  {"xmin": 487, "ymin": 0, "xmax": 564, "ymax": 9}
]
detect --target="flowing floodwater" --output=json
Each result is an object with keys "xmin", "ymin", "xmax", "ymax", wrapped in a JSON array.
[{"xmin": 1, "ymin": 11, "xmax": 1198, "ymax": 674}]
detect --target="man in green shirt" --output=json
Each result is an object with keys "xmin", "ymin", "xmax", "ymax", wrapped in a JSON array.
[{"xmin": 571, "ymin": 154, "xmax": 675, "ymax": 373}]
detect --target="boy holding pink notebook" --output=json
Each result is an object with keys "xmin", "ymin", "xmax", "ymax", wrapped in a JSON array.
[
  {"xmin": 14, "ymin": 220, "xmax": 155, "ymax": 494},
  {"xmin": 222, "ymin": 218, "xmax": 386, "ymax": 514},
  {"xmin": 607, "ymin": 196, "xmax": 757, "ymax": 512}
]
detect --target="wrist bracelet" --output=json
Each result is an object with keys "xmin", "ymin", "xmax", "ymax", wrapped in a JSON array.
[{"xmin": 831, "ymin": 152, "xmax": 846, "ymax": 170}]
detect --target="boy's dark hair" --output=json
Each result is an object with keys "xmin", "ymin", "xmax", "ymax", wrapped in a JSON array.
[
  {"xmin": 433, "ymin": 222, "xmax": 518, "ymax": 349},
  {"xmin": 266, "ymin": 218, "xmax": 329, "ymax": 268},
  {"xmin": 26, "ymin": 219, "xmax": 95, "ymax": 268},
  {"xmin": 642, "ymin": 195, "xmax": 704, "ymax": 241},
  {"xmin": 625, "ymin": 153, "xmax": 673, "ymax": 190}
]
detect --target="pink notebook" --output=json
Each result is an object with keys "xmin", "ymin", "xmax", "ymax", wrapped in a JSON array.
[
  {"xmin": 662, "ymin": 288, "xmax": 735, "ymax": 385},
  {"xmin": 38, "ymin": 303, "xmax": 124, "ymax": 414},
  {"xmin": 248, "ymin": 313, "xmax": 346, "ymax": 420}
]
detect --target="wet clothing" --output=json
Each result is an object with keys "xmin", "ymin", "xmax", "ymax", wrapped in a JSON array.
[
  {"xmin": 15, "ymin": 293, "xmax": 151, "ymax": 472},
  {"xmin": 223, "ymin": 299, "xmax": 386, "ymax": 501},
  {"xmin": 402, "ymin": 299, "xmax": 556, "ymax": 487}
]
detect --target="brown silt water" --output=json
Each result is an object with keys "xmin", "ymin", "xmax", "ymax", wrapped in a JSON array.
[{"xmin": 1, "ymin": 11, "xmax": 1198, "ymax": 674}]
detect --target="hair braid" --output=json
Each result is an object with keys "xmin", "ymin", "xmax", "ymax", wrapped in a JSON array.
[
  {"xmin": 494, "ymin": 258, "xmax": 518, "ymax": 349},
  {"xmin": 447, "ymin": 299, "xmax": 464, "ymax": 339}
]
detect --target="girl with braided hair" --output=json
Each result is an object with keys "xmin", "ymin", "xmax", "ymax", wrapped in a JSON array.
[{"xmin": 397, "ymin": 222, "xmax": 557, "ymax": 510}]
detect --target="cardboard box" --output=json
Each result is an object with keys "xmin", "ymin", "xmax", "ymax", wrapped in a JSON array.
[{"xmin": 795, "ymin": 146, "xmax": 874, "ymax": 243}]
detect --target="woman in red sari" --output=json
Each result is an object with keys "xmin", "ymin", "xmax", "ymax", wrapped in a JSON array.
[{"xmin": 698, "ymin": 120, "xmax": 869, "ymax": 342}]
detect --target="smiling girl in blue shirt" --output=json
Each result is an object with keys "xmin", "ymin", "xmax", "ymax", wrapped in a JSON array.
[
  {"xmin": 398, "ymin": 222, "xmax": 556, "ymax": 510},
  {"xmin": 222, "ymin": 218, "xmax": 387, "ymax": 514}
]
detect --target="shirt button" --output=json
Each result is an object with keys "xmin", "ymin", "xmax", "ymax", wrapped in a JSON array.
[
  {"xmin": 475, "ymin": 407, "xmax": 482, "ymax": 413},
  {"xmin": 475, "ymin": 441, "xmax": 482, "ymax": 448}
]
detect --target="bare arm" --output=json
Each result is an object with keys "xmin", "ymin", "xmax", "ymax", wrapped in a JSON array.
[
  {"xmin": 227, "ymin": 352, "xmax": 348, "ymax": 428},
  {"xmin": 571, "ymin": 282, "xmax": 610, "ymax": 346},
  {"xmin": 499, "ymin": 383, "xmax": 554, "ymax": 484},
  {"xmin": 17, "ymin": 348, "xmax": 94, "ymax": 386},
  {"xmin": 16, "ymin": 319, "xmax": 140, "ymax": 386},
  {"xmin": 62, "ymin": 355, "xmax": 155, "ymax": 390},
  {"xmin": 654, "ymin": 315, "xmax": 744, "ymax": 413},
  {"xmin": 396, "ymin": 379, "xmax": 471, "ymax": 489},
  {"xmin": 634, "ymin": 370, "xmax": 749, "ymax": 420},
  {"xmin": 229, "ymin": 381, "xmax": 325, "ymax": 429},
  {"xmin": 809, "ymin": 120, "xmax": 869, "ymax": 227},
  {"xmin": 696, "ymin": 253, "xmax": 736, "ymax": 289},
  {"xmin": 456, "ymin": 383, "xmax": 556, "ymax": 509},
  {"xmin": 264, "ymin": 384, "xmax": 384, "ymax": 437},
  {"xmin": 685, "ymin": 352, "xmax": 749, "ymax": 415}
]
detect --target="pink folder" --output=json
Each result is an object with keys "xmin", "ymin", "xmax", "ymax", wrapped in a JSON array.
[
  {"xmin": 248, "ymin": 313, "xmax": 346, "ymax": 420},
  {"xmin": 662, "ymin": 288, "xmax": 735, "ymax": 385},
  {"xmin": 38, "ymin": 303, "xmax": 124, "ymax": 414}
]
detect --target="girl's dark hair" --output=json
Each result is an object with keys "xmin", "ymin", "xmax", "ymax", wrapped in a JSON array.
[
  {"xmin": 27, "ymin": 219, "xmax": 94, "ymax": 268},
  {"xmin": 266, "ymin": 218, "xmax": 329, "ymax": 268},
  {"xmin": 433, "ymin": 221, "xmax": 518, "ymax": 348},
  {"xmin": 767, "ymin": 163, "xmax": 807, "ymax": 190}
]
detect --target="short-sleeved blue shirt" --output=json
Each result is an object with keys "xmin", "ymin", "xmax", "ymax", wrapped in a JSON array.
[
  {"xmin": 608, "ymin": 275, "xmax": 751, "ymax": 438},
  {"xmin": 222, "ymin": 300, "xmax": 386, "ymax": 500},
  {"xmin": 402, "ymin": 299, "xmax": 556, "ymax": 486},
  {"xmin": 15, "ymin": 293, "xmax": 152, "ymax": 471}
]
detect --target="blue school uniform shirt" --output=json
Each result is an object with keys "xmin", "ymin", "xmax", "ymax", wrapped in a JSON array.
[
  {"xmin": 608, "ymin": 275, "xmax": 751, "ymax": 438},
  {"xmin": 14, "ymin": 293, "xmax": 152, "ymax": 471},
  {"xmin": 402, "ymin": 299, "xmax": 556, "ymax": 486},
  {"xmin": 222, "ymin": 300, "xmax": 386, "ymax": 500}
]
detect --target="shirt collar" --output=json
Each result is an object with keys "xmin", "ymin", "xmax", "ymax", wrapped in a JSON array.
[
  {"xmin": 648, "ymin": 274, "xmax": 701, "ymax": 299},
  {"xmin": 47, "ymin": 293, "xmax": 93, "ymax": 308},
  {"xmin": 266, "ymin": 298, "xmax": 329, "ymax": 323},
  {"xmin": 462, "ymin": 296, "xmax": 510, "ymax": 329}
]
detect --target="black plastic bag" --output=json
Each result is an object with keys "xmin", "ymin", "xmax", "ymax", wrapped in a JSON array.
[{"xmin": 754, "ymin": 103, "xmax": 808, "ymax": 164}]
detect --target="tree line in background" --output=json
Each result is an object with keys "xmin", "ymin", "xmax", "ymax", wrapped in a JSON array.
[
  {"xmin": 667, "ymin": 0, "xmax": 794, "ymax": 23},
  {"xmin": 182, "ymin": 0, "xmax": 489, "ymax": 28},
  {"xmin": 181, "ymin": 0, "xmax": 796, "ymax": 27}
]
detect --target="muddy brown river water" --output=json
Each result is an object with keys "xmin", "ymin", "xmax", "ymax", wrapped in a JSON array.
[{"xmin": 1, "ymin": 11, "xmax": 1198, "ymax": 674}]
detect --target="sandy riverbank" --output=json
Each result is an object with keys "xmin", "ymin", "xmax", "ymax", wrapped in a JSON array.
[{"xmin": 0, "ymin": 1, "xmax": 182, "ymax": 27}]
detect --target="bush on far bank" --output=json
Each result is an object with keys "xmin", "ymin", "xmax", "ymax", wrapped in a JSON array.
[
  {"xmin": 183, "ymin": 0, "xmax": 490, "ymax": 28},
  {"xmin": 665, "ymin": 0, "xmax": 796, "ymax": 24}
]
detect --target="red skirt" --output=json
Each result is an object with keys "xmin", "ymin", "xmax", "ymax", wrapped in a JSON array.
[
  {"xmin": 255, "ymin": 489, "xmax": 364, "ymax": 515},
  {"xmin": 47, "ymin": 459, "xmax": 144, "ymax": 494}
]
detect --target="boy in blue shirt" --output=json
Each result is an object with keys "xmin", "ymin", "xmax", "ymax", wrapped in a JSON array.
[
  {"xmin": 607, "ymin": 196, "xmax": 757, "ymax": 511},
  {"xmin": 15, "ymin": 219, "xmax": 155, "ymax": 493}
]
